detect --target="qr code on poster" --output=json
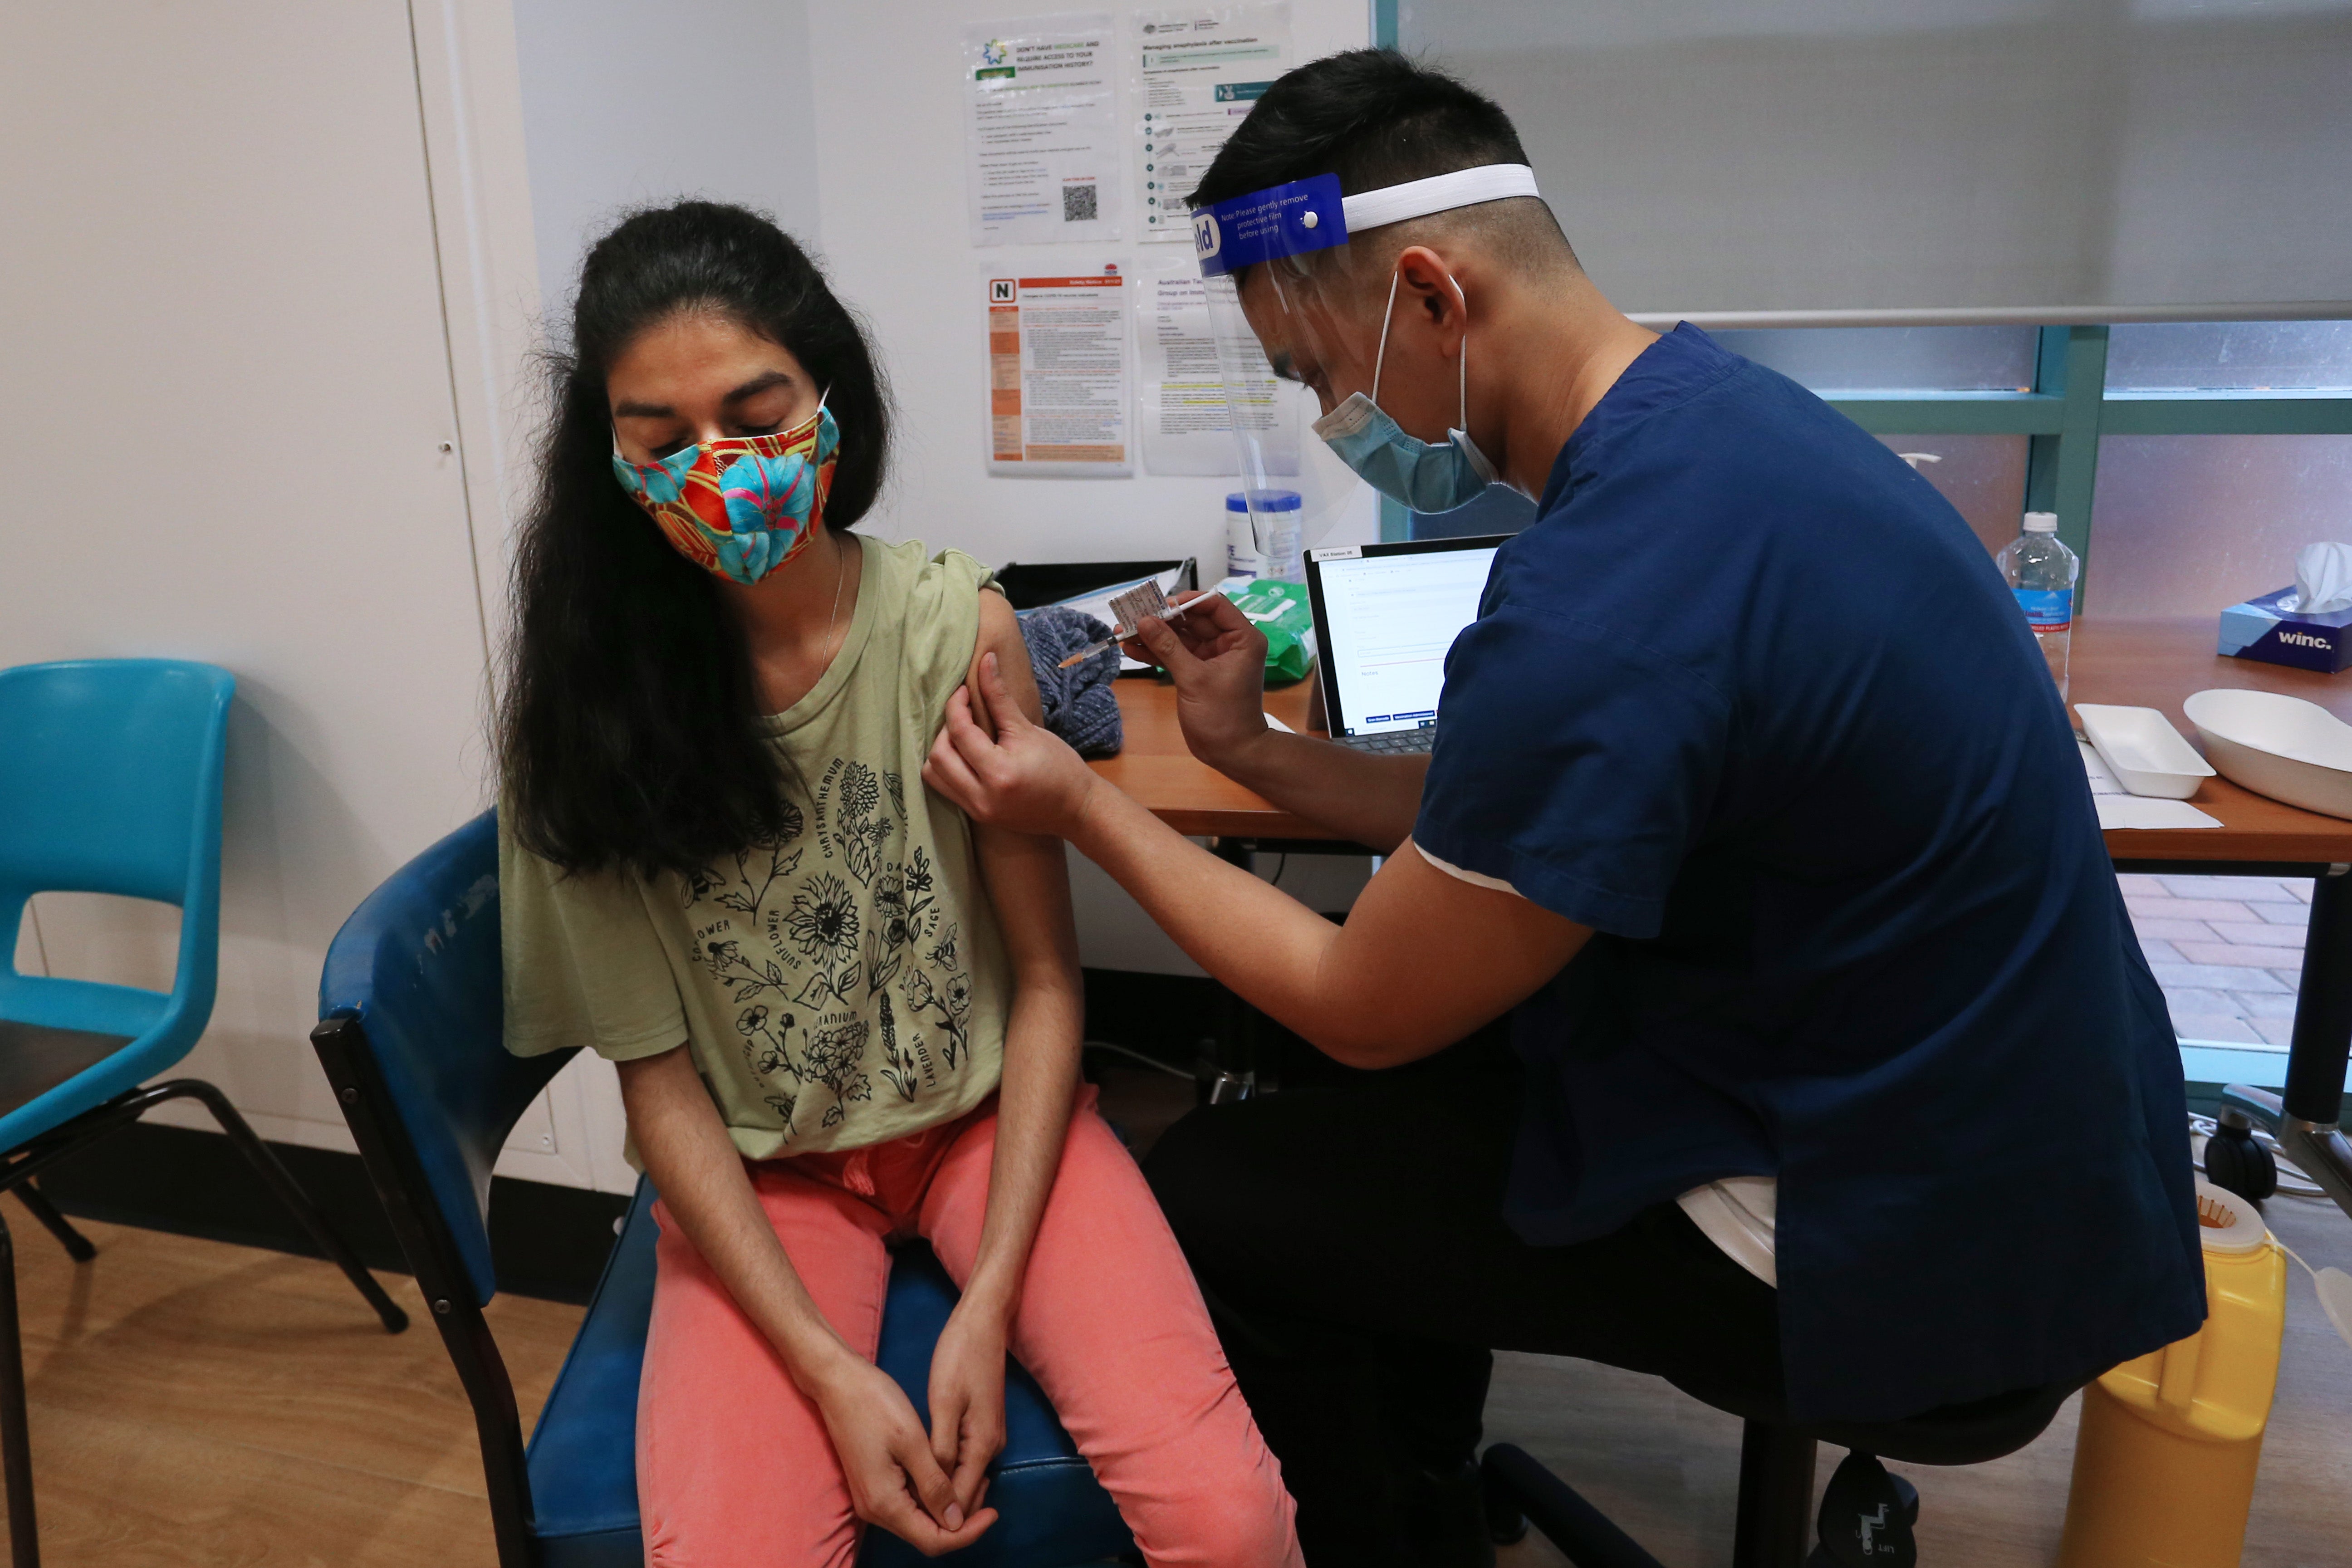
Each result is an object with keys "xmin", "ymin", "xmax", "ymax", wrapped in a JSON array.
[{"xmin": 1062, "ymin": 183, "xmax": 1098, "ymax": 223}]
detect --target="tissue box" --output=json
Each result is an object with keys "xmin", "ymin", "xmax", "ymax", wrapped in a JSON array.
[{"xmin": 2219, "ymin": 587, "xmax": 2352, "ymax": 673}]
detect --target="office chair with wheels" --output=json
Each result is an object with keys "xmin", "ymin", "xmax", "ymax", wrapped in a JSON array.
[
  {"xmin": 1482, "ymin": 1373, "xmax": 2081, "ymax": 1568},
  {"xmin": 0, "ymin": 658, "xmax": 405, "ymax": 1568},
  {"xmin": 313, "ymin": 809, "xmax": 1138, "ymax": 1567}
]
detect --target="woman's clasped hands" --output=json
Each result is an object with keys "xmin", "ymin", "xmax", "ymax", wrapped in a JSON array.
[{"xmin": 804, "ymin": 1303, "xmax": 1005, "ymax": 1554}]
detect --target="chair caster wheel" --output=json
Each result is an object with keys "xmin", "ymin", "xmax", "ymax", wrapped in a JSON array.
[
  {"xmin": 1478, "ymin": 1464, "xmax": 1530, "ymax": 1544},
  {"xmin": 2207, "ymin": 1120, "xmax": 2278, "ymax": 1203},
  {"xmin": 1813, "ymin": 1451, "xmax": 1917, "ymax": 1567}
]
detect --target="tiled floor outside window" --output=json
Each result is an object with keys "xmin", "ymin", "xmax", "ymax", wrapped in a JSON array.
[{"xmin": 2120, "ymin": 872, "xmax": 2313, "ymax": 1045}]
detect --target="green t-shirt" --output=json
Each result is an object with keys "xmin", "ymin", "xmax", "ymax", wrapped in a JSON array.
[{"xmin": 500, "ymin": 537, "xmax": 1013, "ymax": 1160}]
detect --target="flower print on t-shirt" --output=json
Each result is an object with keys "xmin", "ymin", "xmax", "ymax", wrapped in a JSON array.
[{"xmin": 680, "ymin": 758, "xmax": 979, "ymax": 1146}]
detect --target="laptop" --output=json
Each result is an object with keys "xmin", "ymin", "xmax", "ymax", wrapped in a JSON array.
[{"xmin": 1303, "ymin": 536, "xmax": 1510, "ymax": 755}]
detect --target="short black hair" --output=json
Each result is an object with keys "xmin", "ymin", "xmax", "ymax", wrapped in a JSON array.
[{"xmin": 1190, "ymin": 49, "xmax": 1528, "ymax": 207}]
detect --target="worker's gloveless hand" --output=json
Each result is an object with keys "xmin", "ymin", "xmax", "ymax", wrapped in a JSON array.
[
  {"xmin": 926, "ymin": 652, "xmax": 1103, "ymax": 840},
  {"xmin": 1123, "ymin": 593, "xmax": 1272, "ymax": 770}
]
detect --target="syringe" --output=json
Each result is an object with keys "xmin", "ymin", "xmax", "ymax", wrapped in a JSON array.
[{"xmin": 1054, "ymin": 583, "xmax": 1224, "ymax": 669}]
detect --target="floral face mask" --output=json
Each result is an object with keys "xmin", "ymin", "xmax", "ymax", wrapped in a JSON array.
[{"xmin": 612, "ymin": 400, "xmax": 840, "ymax": 585}]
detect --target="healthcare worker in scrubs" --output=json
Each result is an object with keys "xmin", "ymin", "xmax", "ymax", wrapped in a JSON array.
[{"xmin": 925, "ymin": 49, "xmax": 2203, "ymax": 1568}]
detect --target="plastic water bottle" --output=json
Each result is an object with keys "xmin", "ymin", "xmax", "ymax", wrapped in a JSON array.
[{"xmin": 1998, "ymin": 511, "xmax": 2080, "ymax": 702}]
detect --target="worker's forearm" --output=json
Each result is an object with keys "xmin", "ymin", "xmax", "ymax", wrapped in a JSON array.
[
  {"xmin": 959, "ymin": 972, "xmax": 1083, "ymax": 1322},
  {"xmin": 1200, "ymin": 726, "xmax": 1427, "ymax": 851},
  {"xmin": 1067, "ymin": 784, "xmax": 1352, "ymax": 1042}
]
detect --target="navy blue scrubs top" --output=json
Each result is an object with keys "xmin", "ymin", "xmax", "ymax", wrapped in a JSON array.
[{"xmin": 1415, "ymin": 325, "xmax": 2205, "ymax": 1425}]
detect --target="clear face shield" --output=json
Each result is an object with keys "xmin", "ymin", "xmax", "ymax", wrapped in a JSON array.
[
  {"xmin": 1193, "ymin": 173, "xmax": 1372, "ymax": 580},
  {"xmin": 1190, "ymin": 165, "xmax": 1543, "ymax": 575}
]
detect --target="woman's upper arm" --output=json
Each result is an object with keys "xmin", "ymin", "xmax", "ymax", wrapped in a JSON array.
[
  {"xmin": 970, "ymin": 588, "xmax": 1044, "ymax": 727},
  {"xmin": 962, "ymin": 593, "xmax": 1078, "ymax": 984},
  {"xmin": 615, "ymin": 1040, "xmax": 724, "ymax": 1156}
]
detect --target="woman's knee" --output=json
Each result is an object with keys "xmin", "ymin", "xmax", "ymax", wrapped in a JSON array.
[{"xmin": 1137, "ymin": 1467, "xmax": 1302, "ymax": 1568}]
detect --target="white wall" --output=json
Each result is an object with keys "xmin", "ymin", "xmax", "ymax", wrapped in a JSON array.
[
  {"xmin": 806, "ymin": 0, "xmax": 1380, "ymax": 973},
  {"xmin": 1, "ymin": 0, "xmax": 1376, "ymax": 1201},
  {"xmin": 510, "ymin": 0, "xmax": 1380, "ymax": 980},
  {"xmin": 1397, "ymin": 0, "xmax": 2352, "ymax": 317},
  {"xmin": 510, "ymin": 0, "xmax": 823, "ymax": 318},
  {"xmin": 0, "ymin": 1, "xmax": 554, "ymax": 1175},
  {"xmin": 0, "ymin": 0, "xmax": 637, "ymax": 1192},
  {"xmin": 805, "ymin": 0, "xmax": 1377, "ymax": 571}
]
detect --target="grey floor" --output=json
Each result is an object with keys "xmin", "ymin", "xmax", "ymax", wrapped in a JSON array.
[{"xmin": 2124, "ymin": 872, "xmax": 2313, "ymax": 1046}]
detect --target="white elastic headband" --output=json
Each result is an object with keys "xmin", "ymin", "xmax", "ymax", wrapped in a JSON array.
[{"xmin": 1339, "ymin": 164, "xmax": 1542, "ymax": 234}]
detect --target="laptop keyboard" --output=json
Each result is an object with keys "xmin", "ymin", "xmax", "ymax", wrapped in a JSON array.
[{"xmin": 1335, "ymin": 727, "xmax": 1437, "ymax": 756}]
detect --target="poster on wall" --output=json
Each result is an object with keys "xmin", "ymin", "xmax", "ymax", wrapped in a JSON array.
[
  {"xmin": 1135, "ymin": 260, "xmax": 1293, "ymax": 476},
  {"xmin": 962, "ymin": 15, "xmax": 1123, "ymax": 247},
  {"xmin": 1132, "ymin": 3, "xmax": 1292, "ymax": 243},
  {"xmin": 985, "ymin": 266, "xmax": 1134, "ymax": 476}
]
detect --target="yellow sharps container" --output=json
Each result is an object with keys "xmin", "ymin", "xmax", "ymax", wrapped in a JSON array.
[{"xmin": 2057, "ymin": 1177, "xmax": 2286, "ymax": 1568}]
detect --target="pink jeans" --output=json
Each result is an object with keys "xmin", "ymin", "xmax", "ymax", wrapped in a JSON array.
[{"xmin": 637, "ymin": 1088, "xmax": 1303, "ymax": 1567}]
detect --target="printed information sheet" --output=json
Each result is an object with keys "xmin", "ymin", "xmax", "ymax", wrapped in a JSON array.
[
  {"xmin": 962, "ymin": 15, "xmax": 1121, "ymax": 247},
  {"xmin": 1132, "ymin": 3, "xmax": 1291, "ymax": 243},
  {"xmin": 1136, "ymin": 262, "xmax": 1291, "ymax": 475},
  {"xmin": 986, "ymin": 270, "xmax": 1132, "ymax": 475}
]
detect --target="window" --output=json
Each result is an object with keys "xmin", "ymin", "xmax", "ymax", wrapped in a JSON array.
[
  {"xmin": 2108, "ymin": 322, "xmax": 2352, "ymax": 395},
  {"xmin": 1721, "ymin": 326, "xmax": 2034, "ymax": 395},
  {"xmin": 2089, "ymin": 322, "xmax": 2352, "ymax": 617}
]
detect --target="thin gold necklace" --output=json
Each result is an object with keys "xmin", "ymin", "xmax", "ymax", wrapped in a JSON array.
[{"xmin": 821, "ymin": 532, "xmax": 849, "ymax": 663}]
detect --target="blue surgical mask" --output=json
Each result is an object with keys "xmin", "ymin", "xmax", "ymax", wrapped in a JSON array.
[{"xmin": 1312, "ymin": 270, "xmax": 1498, "ymax": 513}]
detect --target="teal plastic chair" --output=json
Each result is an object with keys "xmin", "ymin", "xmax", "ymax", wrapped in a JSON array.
[{"xmin": 0, "ymin": 659, "xmax": 405, "ymax": 1566}]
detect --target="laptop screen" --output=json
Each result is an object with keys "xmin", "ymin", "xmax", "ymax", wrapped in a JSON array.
[{"xmin": 1306, "ymin": 539, "xmax": 1504, "ymax": 739}]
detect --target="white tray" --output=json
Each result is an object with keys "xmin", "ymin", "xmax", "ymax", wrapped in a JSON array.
[{"xmin": 2074, "ymin": 704, "xmax": 2215, "ymax": 799}]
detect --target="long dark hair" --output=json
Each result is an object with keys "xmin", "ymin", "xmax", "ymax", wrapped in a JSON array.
[{"xmin": 498, "ymin": 201, "xmax": 892, "ymax": 879}]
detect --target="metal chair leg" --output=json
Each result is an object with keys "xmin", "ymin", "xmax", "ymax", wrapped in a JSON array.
[
  {"xmin": 8, "ymin": 1188, "xmax": 91, "ymax": 1266},
  {"xmin": 0, "ymin": 1215, "xmax": 40, "ymax": 1568},
  {"xmin": 172, "ymin": 1082, "xmax": 409, "ymax": 1334},
  {"xmin": 1733, "ymin": 1421, "xmax": 1818, "ymax": 1568}
]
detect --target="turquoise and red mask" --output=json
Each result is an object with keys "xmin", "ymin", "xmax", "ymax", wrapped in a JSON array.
[{"xmin": 612, "ymin": 403, "xmax": 840, "ymax": 585}]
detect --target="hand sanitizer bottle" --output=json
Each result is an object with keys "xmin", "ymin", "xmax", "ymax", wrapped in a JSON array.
[{"xmin": 1998, "ymin": 511, "xmax": 2080, "ymax": 702}]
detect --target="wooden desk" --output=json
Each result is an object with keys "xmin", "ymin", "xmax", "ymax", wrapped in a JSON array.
[
  {"xmin": 1094, "ymin": 680, "xmax": 1336, "ymax": 840},
  {"xmin": 1093, "ymin": 621, "xmax": 2352, "ymax": 1206},
  {"xmin": 2076, "ymin": 620, "xmax": 2352, "ymax": 864}
]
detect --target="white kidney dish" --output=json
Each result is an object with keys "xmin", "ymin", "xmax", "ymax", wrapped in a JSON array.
[
  {"xmin": 2074, "ymin": 705, "xmax": 2216, "ymax": 799},
  {"xmin": 2183, "ymin": 688, "xmax": 2352, "ymax": 820}
]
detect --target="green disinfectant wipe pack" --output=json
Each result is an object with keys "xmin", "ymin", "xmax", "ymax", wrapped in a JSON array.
[{"xmin": 1213, "ymin": 577, "xmax": 1314, "ymax": 686}]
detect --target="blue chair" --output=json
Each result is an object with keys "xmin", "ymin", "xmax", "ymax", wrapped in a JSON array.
[
  {"xmin": 0, "ymin": 658, "xmax": 406, "ymax": 1565},
  {"xmin": 312, "ymin": 810, "xmax": 1137, "ymax": 1566}
]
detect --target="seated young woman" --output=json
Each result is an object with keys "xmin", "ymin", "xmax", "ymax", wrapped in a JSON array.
[{"xmin": 495, "ymin": 201, "xmax": 1301, "ymax": 1567}]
